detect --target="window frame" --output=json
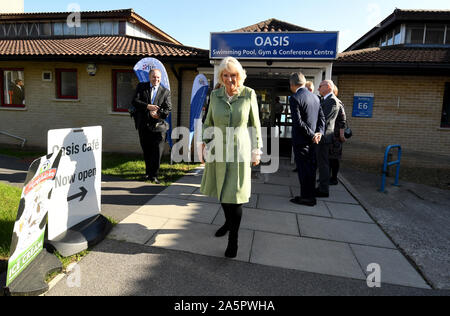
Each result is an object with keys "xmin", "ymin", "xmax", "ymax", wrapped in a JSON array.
[
  {"xmin": 56, "ymin": 68, "xmax": 78, "ymax": 99},
  {"xmin": 0, "ymin": 68, "xmax": 26, "ymax": 108},
  {"xmin": 112, "ymin": 69, "xmax": 136, "ymax": 113}
]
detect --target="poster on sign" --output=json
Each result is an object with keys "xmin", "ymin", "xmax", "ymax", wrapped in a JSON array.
[
  {"xmin": 6, "ymin": 150, "xmax": 62, "ymax": 287},
  {"xmin": 189, "ymin": 74, "xmax": 209, "ymax": 147},
  {"xmin": 47, "ymin": 126, "xmax": 102, "ymax": 242}
]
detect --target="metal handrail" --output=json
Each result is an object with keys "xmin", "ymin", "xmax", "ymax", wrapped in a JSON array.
[
  {"xmin": 380, "ymin": 145, "xmax": 401, "ymax": 193},
  {"xmin": 0, "ymin": 131, "xmax": 26, "ymax": 148}
]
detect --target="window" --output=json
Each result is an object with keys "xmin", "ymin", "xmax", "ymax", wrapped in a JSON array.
[
  {"xmin": 88, "ymin": 21, "xmax": 100, "ymax": 35},
  {"xmin": 446, "ymin": 25, "xmax": 450, "ymax": 44},
  {"xmin": 394, "ymin": 26, "xmax": 401, "ymax": 45},
  {"xmin": 1, "ymin": 69, "xmax": 25, "ymax": 108},
  {"xmin": 76, "ymin": 22, "xmax": 88, "ymax": 36},
  {"xmin": 39, "ymin": 23, "xmax": 52, "ymax": 36},
  {"xmin": 441, "ymin": 83, "xmax": 450, "ymax": 128},
  {"xmin": 381, "ymin": 34, "xmax": 387, "ymax": 47},
  {"xmin": 101, "ymin": 21, "xmax": 113, "ymax": 35},
  {"xmin": 29, "ymin": 23, "xmax": 39, "ymax": 37},
  {"xmin": 56, "ymin": 69, "xmax": 77, "ymax": 99},
  {"xmin": 112, "ymin": 70, "xmax": 138, "ymax": 112},
  {"xmin": 425, "ymin": 24, "xmax": 445, "ymax": 44},
  {"xmin": 387, "ymin": 30, "xmax": 394, "ymax": 46},
  {"xmin": 406, "ymin": 24, "xmax": 424, "ymax": 44},
  {"xmin": 63, "ymin": 23, "xmax": 76, "ymax": 36},
  {"xmin": 17, "ymin": 23, "xmax": 27, "ymax": 37},
  {"xmin": 53, "ymin": 23, "xmax": 63, "ymax": 36},
  {"xmin": 5, "ymin": 24, "xmax": 16, "ymax": 38}
]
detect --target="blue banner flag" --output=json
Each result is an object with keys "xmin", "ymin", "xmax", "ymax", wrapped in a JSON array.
[
  {"xmin": 133, "ymin": 57, "xmax": 173, "ymax": 147},
  {"xmin": 189, "ymin": 74, "xmax": 209, "ymax": 147}
]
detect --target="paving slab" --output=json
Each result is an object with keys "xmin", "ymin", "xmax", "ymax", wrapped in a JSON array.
[
  {"xmin": 350, "ymin": 244, "xmax": 430, "ymax": 289},
  {"xmin": 307, "ymin": 188, "xmax": 359, "ymax": 205},
  {"xmin": 108, "ymin": 213, "xmax": 168, "ymax": 245},
  {"xmin": 325, "ymin": 202, "xmax": 374, "ymax": 223},
  {"xmin": 298, "ymin": 215, "xmax": 395, "ymax": 248},
  {"xmin": 136, "ymin": 196, "xmax": 221, "ymax": 224},
  {"xmin": 213, "ymin": 207, "xmax": 299, "ymax": 236},
  {"xmin": 251, "ymin": 231, "xmax": 366, "ymax": 280},
  {"xmin": 257, "ymin": 194, "xmax": 332, "ymax": 218},
  {"xmin": 263, "ymin": 174, "xmax": 300, "ymax": 187},
  {"xmin": 186, "ymin": 189, "xmax": 259, "ymax": 209},
  {"xmin": 252, "ymin": 182, "xmax": 292, "ymax": 197},
  {"xmin": 146, "ymin": 219, "xmax": 254, "ymax": 262}
]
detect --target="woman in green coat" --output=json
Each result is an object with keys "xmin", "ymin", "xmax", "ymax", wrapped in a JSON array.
[{"xmin": 200, "ymin": 57, "xmax": 263, "ymax": 258}]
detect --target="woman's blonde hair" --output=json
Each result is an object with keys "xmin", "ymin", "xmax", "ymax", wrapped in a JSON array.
[{"xmin": 217, "ymin": 57, "xmax": 247, "ymax": 87}]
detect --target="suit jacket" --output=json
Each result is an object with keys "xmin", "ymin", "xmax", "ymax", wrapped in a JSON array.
[
  {"xmin": 131, "ymin": 82, "xmax": 172, "ymax": 130},
  {"xmin": 289, "ymin": 87, "xmax": 325, "ymax": 146},
  {"xmin": 12, "ymin": 85, "xmax": 25, "ymax": 105},
  {"xmin": 320, "ymin": 94, "xmax": 341, "ymax": 144}
]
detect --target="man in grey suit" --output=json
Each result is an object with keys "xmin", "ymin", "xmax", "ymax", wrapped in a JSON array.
[{"xmin": 316, "ymin": 80, "xmax": 340, "ymax": 197}]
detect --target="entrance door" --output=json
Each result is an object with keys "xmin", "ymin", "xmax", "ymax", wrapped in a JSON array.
[{"xmin": 246, "ymin": 75, "xmax": 315, "ymax": 157}]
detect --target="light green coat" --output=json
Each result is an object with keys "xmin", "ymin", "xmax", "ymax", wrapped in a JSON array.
[{"xmin": 200, "ymin": 86, "xmax": 263, "ymax": 204}]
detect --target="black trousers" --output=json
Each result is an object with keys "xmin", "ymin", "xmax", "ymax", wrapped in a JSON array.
[
  {"xmin": 138, "ymin": 128, "xmax": 166, "ymax": 178},
  {"xmin": 293, "ymin": 143, "xmax": 317, "ymax": 200},
  {"xmin": 221, "ymin": 203, "xmax": 243, "ymax": 239}
]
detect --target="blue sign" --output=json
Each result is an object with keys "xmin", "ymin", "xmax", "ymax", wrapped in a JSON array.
[
  {"xmin": 210, "ymin": 32, "xmax": 339, "ymax": 60},
  {"xmin": 352, "ymin": 94, "xmax": 374, "ymax": 118}
]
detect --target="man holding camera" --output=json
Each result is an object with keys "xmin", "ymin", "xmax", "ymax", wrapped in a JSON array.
[{"xmin": 131, "ymin": 69, "xmax": 172, "ymax": 184}]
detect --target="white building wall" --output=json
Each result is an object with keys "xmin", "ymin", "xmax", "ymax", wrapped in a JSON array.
[{"xmin": 0, "ymin": 0, "xmax": 24, "ymax": 13}]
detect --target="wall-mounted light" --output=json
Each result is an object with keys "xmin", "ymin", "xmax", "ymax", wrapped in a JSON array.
[{"xmin": 86, "ymin": 63, "xmax": 97, "ymax": 76}]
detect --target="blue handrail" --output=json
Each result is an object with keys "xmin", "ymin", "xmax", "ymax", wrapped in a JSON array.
[{"xmin": 380, "ymin": 145, "xmax": 402, "ymax": 193}]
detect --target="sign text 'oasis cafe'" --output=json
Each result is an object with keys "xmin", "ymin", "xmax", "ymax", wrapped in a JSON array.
[{"xmin": 210, "ymin": 32, "xmax": 339, "ymax": 60}]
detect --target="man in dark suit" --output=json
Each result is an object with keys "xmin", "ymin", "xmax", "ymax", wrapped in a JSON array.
[
  {"xmin": 289, "ymin": 72, "xmax": 325, "ymax": 207},
  {"xmin": 12, "ymin": 79, "xmax": 25, "ymax": 105},
  {"xmin": 131, "ymin": 69, "xmax": 172, "ymax": 184},
  {"xmin": 316, "ymin": 80, "xmax": 341, "ymax": 197}
]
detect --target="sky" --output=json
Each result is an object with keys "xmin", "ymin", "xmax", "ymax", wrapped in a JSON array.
[{"xmin": 24, "ymin": 0, "xmax": 450, "ymax": 52}]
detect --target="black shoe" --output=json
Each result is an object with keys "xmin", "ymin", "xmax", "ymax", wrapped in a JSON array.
[
  {"xmin": 290, "ymin": 196, "xmax": 317, "ymax": 207},
  {"xmin": 149, "ymin": 177, "xmax": 160, "ymax": 184},
  {"xmin": 225, "ymin": 238, "xmax": 238, "ymax": 258},
  {"xmin": 292, "ymin": 168, "xmax": 298, "ymax": 172},
  {"xmin": 329, "ymin": 178, "xmax": 339, "ymax": 185},
  {"xmin": 215, "ymin": 224, "xmax": 229, "ymax": 237},
  {"xmin": 314, "ymin": 188, "xmax": 329, "ymax": 198}
]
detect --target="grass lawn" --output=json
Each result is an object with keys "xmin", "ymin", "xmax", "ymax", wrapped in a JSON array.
[
  {"xmin": 0, "ymin": 148, "xmax": 200, "ymax": 275},
  {"xmin": 0, "ymin": 182, "xmax": 21, "ymax": 274},
  {"xmin": 102, "ymin": 153, "xmax": 200, "ymax": 186}
]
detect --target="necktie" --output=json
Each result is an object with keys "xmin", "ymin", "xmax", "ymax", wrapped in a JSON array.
[{"xmin": 151, "ymin": 86, "xmax": 157, "ymax": 104}]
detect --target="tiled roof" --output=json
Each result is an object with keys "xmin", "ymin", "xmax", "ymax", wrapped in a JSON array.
[
  {"xmin": 345, "ymin": 9, "xmax": 450, "ymax": 51},
  {"xmin": 0, "ymin": 35, "xmax": 208, "ymax": 58},
  {"xmin": 0, "ymin": 8, "xmax": 182, "ymax": 45},
  {"xmin": 232, "ymin": 18, "xmax": 311, "ymax": 33},
  {"xmin": 336, "ymin": 46, "xmax": 450, "ymax": 64}
]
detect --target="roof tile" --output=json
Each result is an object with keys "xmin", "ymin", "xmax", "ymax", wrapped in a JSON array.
[{"xmin": 0, "ymin": 35, "xmax": 208, "ymax": 58}]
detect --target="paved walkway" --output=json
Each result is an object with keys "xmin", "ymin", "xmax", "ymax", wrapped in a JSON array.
[
  {"xmin": 107, "ymin": 159, "xmax": 430, "ymax": 289},
  {"xmin": 3, "ymin": 153, "xmax": 447, "ymax": 295}
]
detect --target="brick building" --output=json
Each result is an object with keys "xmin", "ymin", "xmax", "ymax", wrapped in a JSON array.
[
  {"xmin": 0, "ymin": 9, "xmax": 209, "ymax": 153},
  {"xmin": 334, "ymin": 9, "xmax": 450, "ymax": 168},
  {"xmin": 0, "ymin": 8, "xmax": 449, "ymax": 170}
]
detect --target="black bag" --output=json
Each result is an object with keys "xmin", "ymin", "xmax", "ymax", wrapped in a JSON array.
[
  {"xmin": 128, "ymin": 105, "xmax": 137, "ymax": 117},
  {"xmin": 148, "ymin": 120, "xmax": 169, "ymax": 133},
  {"xmin": 344, "ymin": 122, "xmax": 353, "ymax": 139}
]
